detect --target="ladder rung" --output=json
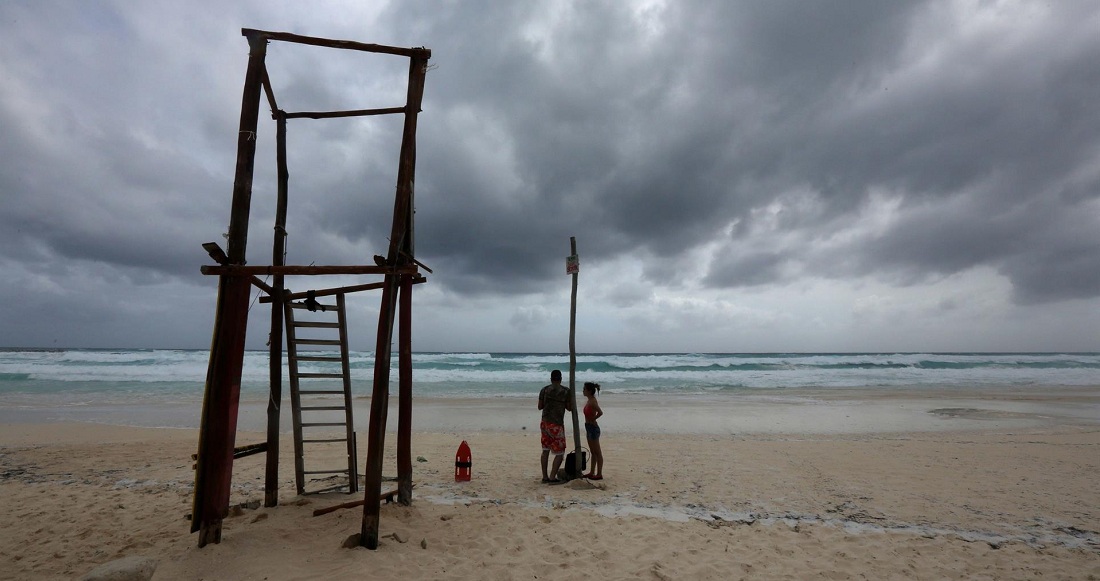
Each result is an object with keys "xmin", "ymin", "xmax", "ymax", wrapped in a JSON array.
[
  {"xmin": 292, "ymin": 356, "xmax": 342, "ymax": 362},
  {"xmin": 293, "ymin": 339, "xmax": 342, "ymax": 346},
  {"xmin": 303, "ymin": 469, "xmax": 350, "ymax": 475},
  {"xmin": 297, "ymin": 373, "xmax": 344, "ymax": 379},
  {"xmin": 303, "ymin": 438, "xmax": 348, "ymax": 443},
  {"xmin": 301, "ymin": 406, "xmax": 347, "ymax": 411},
  {"xmin": 299, "ymin": 390, "xmax": 346, "ymax": 395},
  {"xmin": 301, "ymin": 422, "xmax": 348, "ymax": 427},
  {"xmin": 293, "ymin": 321, "xmax": 340, "ymax": 328}
]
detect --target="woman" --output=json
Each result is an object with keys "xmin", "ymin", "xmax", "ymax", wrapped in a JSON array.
[{"xmin": 582, "ymin": 381, "xmax": 604, "ymax": 480}]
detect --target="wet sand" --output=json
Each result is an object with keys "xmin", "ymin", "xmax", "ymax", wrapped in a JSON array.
[{"xmin": 1, "ymin": 385, "xmax": 1098, "ymax": 579}]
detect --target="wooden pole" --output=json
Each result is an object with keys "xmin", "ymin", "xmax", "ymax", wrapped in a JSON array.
[
  {"xmin": 568, "ymin": 237, "xmax": 582, "ymax": 476},
  {"xmin": 242, "ymin": 28, "xmax": 431, "ymax": 59},
  {"xmin": 258, "ymin": 278, "xmax": 426, "ymax": 304},
  {"xmin": 397, "ymin": 274, "xmax": 413, "ymax": 504},
  {"xmin": 202, "ymin": 242, "xmax": 274, "ymax": 294},
  {"xmin": 284, "ymin": 299, "xmax": 306, "ymax": 495},
  {"xmin": 285, "ymin": 106, "xmax": 406, "ymax": 119},
  {"xmin": 192, "ymin": 30, "xmax": 267, "ymax": 547},
  {"xmin": 384, "ymin": 56, "xmax": 428, "ymax": 263},
  {"xmin": 361, "ymin": 275, "xmax": 397, "ymax": 549},
  {"xmin": 264, "ymin": 110, "xmax": 289, "ymax": 508},
  {"xmin": 361, "ymin": 53, "xmax": 429, "ymax": 550},
  {"xmin": 201, "ymin": 264, "xmax": 416, "ymax": 276},
  {"xmin": 394, "ymin": 52, "xmax": 423, "ymax": 508},
  {"xmin": 261, "ymin": 68, "xmax": 279, "ymax": 118},
  {"xmin": 312, "ymin": 485, "xmax": 412, "ymax": 517},
  {"xmin": 337, "ymin": 293, "xmax": 358, "ymax": 493}
]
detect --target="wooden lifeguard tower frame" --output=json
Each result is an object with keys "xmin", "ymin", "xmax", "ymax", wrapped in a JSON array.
[{"xmin": 191, "ymin": 28, "xmax": 430, "ymax": 550}]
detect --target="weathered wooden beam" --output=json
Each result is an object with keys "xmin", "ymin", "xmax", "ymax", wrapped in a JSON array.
[
  {"xmin": 284, "ymin": 107, "xmax": 407, "ymax": 120},
  {"xmin": 397, "ymin": 274, "xmax": 413, "ymax": 505},
  {"xmin": 361, "ymin": 52, "xmax": 429, "ymax": 552},
  {"xmin": 201, "ymin": 242, "xmax": 229, "ymax": 264},
  {"xmin": 313, "ymin": 486, "xmax": 413, "ymax": 517},
  {"xmin": 265, "ymin": 110, "xmax": 289, "ymax": 508},
  {"xmin": 202, "ymin": 242, "xmax": 274, "ymax": 294},
  {"xmin": 242, "ymin": 28, "xmax": 431, "ymax": 59},
  {"xmin": 384, "ymin": 56, "xmax": 429, "ymax": 263},
  {"xmin": 284, "ymin": 299, "xmax": 306, "ymax": 495},
  {"xmin": 193, "ymin": 30, "xmax": 267, "ymax": 548},
  {"xmin": 260, "ymin": 282, "xmax": 383, "ymax": 302},
  {"xmin": 568, "ymin": 237, "xmax": 582, "ymax": 477},
  {"xmin": 257, "ymin": 277, "xmax": 426, "ymax": 304},
  {"xmin": 261, "ymin": 67, "xmax": 279, "ymax": 118},
  {"xmin": 233, "ymin": 442, "xmax": 268, "ymax": 459},
  {"xmin": 200, "ymin": 264, "xmax": 417, "ymax": 276},
  {"xmin": 361, "ymin": 274, "xmax": 399, "ymax": 549},
  {"xmin": 190, "ymin": 441, "xmax": 267, "ymax": 463},
  {"xmin": 337, "ymin": 293, "xmax": 358, "ymax": 494},
  {"xmin": 399, "ymin": 251, "xmax": 434, "ymax": 274},
  {"xmin": 257, "ymin": 281, "xmax": 382, "ymax": 303}
]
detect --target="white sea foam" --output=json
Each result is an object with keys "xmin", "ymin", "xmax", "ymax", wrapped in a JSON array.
[{"xmin": 1, "ymin": 349, "xmax": 1098, "ymax": 409}]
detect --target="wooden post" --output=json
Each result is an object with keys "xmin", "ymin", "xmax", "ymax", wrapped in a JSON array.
[
  {"xmin": 265, "ymin": 110, "xmax": 289, "ymax": 508},
  {"xmin": 284, "ymin": 299, "xmax": 306, "ymax": 495},
  {"xmin": 360, "ymin": 275, "xmax": 397, "ymax": 549},
  {"xmin": 361, "ymin": 52, "xmax": 429, "ymax": 550},
  {"xmin": 337, "ymin": 293, "xmax": 359, "ymax": 493},
  {"xmin": 201, "ymin": 264, "xmax": 416, "ymax": 276},
  {"xmin": 568, "ymin": 237, "xmax": 582, "ymax": 476},
  {"xmin": 394, "ymin": 55, "xmax": 419, "ymax": 502},
  {"xmin": 397, "ymin": 274, "xmax": 413, "ymax": 504},
  {"xmin": 384, "ymin": 55, "xmax": 429, "ymax": 262},
  {"xmin": 192, "ymin": 30, "xmax": 267, "ymax": 547}
]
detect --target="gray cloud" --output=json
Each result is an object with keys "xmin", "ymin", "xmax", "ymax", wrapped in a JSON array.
[
  {"xmin": 381, "ymin": 0, "xmax": 1100, "ymax": 306},
  {"xmin": 1, "ymin": 0, "xmax": 1097, "ymax": 350}
]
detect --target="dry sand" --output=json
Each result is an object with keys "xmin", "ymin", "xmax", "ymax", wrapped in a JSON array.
[{"xmin": 1, "ymin": 389, "xmax": 1099, "ymax": 580}]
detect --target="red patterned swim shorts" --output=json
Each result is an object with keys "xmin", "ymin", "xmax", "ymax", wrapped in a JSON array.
[{"xmin": 540, "ymin": 421, "xmax": 566, "ymax": 456}]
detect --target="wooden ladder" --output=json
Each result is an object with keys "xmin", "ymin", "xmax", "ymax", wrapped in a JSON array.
[{"xmin": 285, "ymin": 293, "xmax": 359, "ymax": 495}]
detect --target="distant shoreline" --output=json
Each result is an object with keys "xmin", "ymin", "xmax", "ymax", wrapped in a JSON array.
[
  {"xmin": 3, "ymin": 346, "xmax": 1100, "ymax": 354},
  {"xmin": 3, "ymin": 384, "xmax": 1097, "ymax": 435}
]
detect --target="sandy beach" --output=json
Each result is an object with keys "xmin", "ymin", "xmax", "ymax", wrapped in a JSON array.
[{"xmin": 2, "ymin": 387, "xmax": 1099, "ymax": 580}]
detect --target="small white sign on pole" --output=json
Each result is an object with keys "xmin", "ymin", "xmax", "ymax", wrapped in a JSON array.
[{"xmin": 566, "ymin": 254, "xmax": 579, "ymax": 274}]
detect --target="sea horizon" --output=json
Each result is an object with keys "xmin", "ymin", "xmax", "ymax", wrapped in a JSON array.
[
  {"xmin": 2, "ymin": 347, "xmax": 1098, "ymax": 433},
  {"xmin": 3, "ymin": 348, "xmax": 1098, "ymax": 398},
  {"xmin": 5, "ymin": 346, "xmax": 1099, "ymax": 354}
]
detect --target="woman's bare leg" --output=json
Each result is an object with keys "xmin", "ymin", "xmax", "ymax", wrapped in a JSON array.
[{"xmin": 590, "ymin": 438, "xmax": 603, "ymax": 477}]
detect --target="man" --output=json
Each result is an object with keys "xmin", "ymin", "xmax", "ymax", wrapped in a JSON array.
[{"xmin": 537, "ymin": 369, "xmax": 572, "ymax": 483}]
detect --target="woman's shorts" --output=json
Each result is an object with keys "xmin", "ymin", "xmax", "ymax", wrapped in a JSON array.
[{"xmin": 585, "ymin": 422, "xmax": 601, "ymax": 441}]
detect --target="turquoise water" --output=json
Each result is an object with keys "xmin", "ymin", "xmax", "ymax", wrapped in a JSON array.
[{"xmin": 1, "ymin": 349, "xmax": 1098, "ymax": 408}]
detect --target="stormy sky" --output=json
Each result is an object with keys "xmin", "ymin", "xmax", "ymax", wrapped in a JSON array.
[{"xmin": 1, "ymin": 0, "xmax": 1098, "ymax": 353}]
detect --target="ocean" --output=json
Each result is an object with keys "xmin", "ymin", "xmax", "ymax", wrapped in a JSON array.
[
  {"xmin": 2, "ymin": 348, "xmax": 1099, "ymax": 404},
  {"xmin": 1, "ymin": 349, "xmax": 1098, "ymax": 431}
]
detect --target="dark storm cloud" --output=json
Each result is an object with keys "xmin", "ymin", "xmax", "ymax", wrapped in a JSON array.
[
  {"xmin": 707, "ymin": 0, "xmax": 1100, "ymax": 303},
  {"xmin": 0, "ymin": 92, "xmax": 226, "ymax": 280},
  {"xmin": 372, "ymin": 2, "xmax": 922, "ymax": 278},
  {"xmin": 1, "ymin": 0, "xmax": 1098, "ymax": 350},
  {"xmin": 0, "ymin": 2, "xmax": 245, "ymax": 294},
  {"xmin": 366, "ymin": 0, "xmax": 1100, "ymax": 304}
]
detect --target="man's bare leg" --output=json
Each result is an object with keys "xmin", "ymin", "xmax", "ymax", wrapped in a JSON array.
[{"xmin": 550, "ymin": 454, "xmax": 564, "ymax": 481}]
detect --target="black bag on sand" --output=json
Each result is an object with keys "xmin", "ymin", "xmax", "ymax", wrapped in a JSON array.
[{"xmin": 562, "ymin": 450, "xmax": 587, "ymax": 481}]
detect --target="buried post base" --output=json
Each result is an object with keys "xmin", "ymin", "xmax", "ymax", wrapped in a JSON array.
[{"xmin": 197, "ymin": 520, "xmax": 223, "ymax": 547}]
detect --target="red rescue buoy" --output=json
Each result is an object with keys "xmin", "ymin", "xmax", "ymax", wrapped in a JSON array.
[{"xmin": 455, "ymin": 440, "xmax": 472, "ymax": 482}]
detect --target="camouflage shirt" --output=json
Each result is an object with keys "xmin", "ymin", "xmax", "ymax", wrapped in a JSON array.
[{"xmin": 538, "ymin": 383, "xmax": 570, "ymax": 425}]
